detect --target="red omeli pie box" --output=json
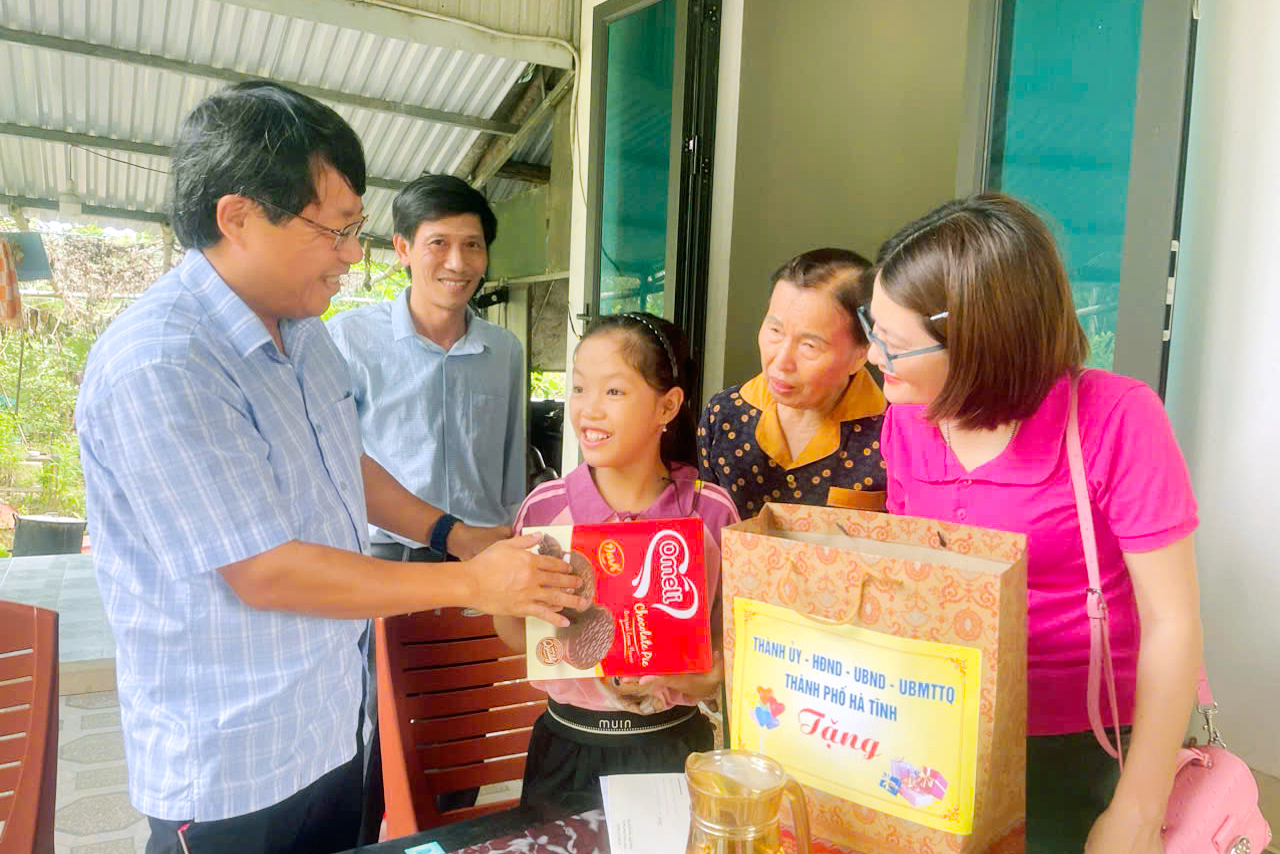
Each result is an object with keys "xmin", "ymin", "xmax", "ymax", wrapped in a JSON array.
[{"xmin": 523, "ymin": 517, "xmax": 712, "ymax": 680}]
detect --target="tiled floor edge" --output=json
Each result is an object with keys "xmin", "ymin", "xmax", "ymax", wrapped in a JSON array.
[{"xmin": 60, "ymin": 658, "xmax": 116, "ymax": 696}]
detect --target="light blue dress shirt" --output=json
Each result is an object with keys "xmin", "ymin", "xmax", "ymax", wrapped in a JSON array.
[
  {"xmin": 75, "ymin": 250, "xmax": 370, "ymax": 821},
  {"xmin": 327, "ymin": 290, "xmax": 526, "ymax": 543}
]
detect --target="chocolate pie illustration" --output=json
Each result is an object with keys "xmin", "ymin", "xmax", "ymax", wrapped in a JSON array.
[
  {"xmin": 559, "ymin": 604, "xmax": 615, "ymax": 669},
  {"xmin": 536, "ymin": 533, "xmax": 565, "ymax": 559},
  {"xmin": 565, "ymin": 551, "xmax": 597, "ymax": 616}
]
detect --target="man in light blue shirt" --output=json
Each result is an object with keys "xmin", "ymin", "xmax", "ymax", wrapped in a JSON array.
[
  {"xmin": 328, "ymin": 175, "xmax": 525, "ymax": 559},
  {"xmin": 75, "ymin": 82, "xmax": 585, "ymax": 854}
]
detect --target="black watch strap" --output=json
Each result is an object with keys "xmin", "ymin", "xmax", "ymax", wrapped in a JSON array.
[{"xmin": 429, "ymin": 513, "xmax": 461, "ymax": 556}]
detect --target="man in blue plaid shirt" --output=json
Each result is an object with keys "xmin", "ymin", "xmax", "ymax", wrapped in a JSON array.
[{"xmin": 75, "ymin": 81, "xmax": 586, "ymax": 854}]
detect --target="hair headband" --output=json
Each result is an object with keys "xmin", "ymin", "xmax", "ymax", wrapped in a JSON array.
[{"xmin": 623, "ymin": 312, "xmax": 679, "ymax": 380}]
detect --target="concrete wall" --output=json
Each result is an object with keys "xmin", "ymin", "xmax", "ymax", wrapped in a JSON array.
[
  {"xmin": 485, "ymin": 97, "xmax": 573, "ymax": 372},
  {"xmin": 1164, "ymin": 0, "xmax": 1280, "ymax": 777},
  {"xmin": 487, "ymin": 95, "xmax": 575, "ymax": 282},
  {"xmin": 704, "ymin": 0, "xmax": 972, "ymax": 393},
  {"xmin": 488, "ymin": 185, "xmax": 550, "ymax": 281}
]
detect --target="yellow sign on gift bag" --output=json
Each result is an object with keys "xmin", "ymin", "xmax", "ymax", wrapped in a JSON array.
[{"xmin": 731, "ymin": 598, "xmax": 982, "ymax": 834}]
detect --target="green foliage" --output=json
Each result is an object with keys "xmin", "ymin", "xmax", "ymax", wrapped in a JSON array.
[
  {"xmin": 322, "ymin": 260, "xmax": 408, "ymax": 320},
  {"xmin": 530, "ymin": 371, "xmax": 566, "ymax": 401},
  {"xmin": 0, "ymin": 216, "xmax": 167, "ymax": 528},
  {"xmin": 1086, "ymin": 330, "xmax": 1115, "ymax": 370},
  {"xmin": 0, "ymin": 328, "xmax": 87, "ymax": 519},
  {"xmin": 1073, "ymin": 284, "xmax": 1118, "ymax": 371},
  {"xmin": 0, "ymin": 219, "xmax": 410, "ymax": 543}
]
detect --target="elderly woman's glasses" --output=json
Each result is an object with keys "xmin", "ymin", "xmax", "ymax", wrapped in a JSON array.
[
  {"xmin": 249, "ymin": 197, "xmax": 367, "ymax": 251},
  {"xmin": 856, "ymin": 304, "xmax": 948, "ymax": 373}
]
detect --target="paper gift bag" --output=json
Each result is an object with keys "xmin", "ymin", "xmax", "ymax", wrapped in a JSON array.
[{"xmin": 722, "ymin": 503, "xmax": 1027, "ymax": 854}]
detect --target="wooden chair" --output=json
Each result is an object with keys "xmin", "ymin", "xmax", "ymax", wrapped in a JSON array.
[
  {"xmin": 376, "ymin": 609, "xmax": 544, "ymax": 837},
  {"xmin": 0, "ymin": 599, "xmax": 59, "ymax": 854}
]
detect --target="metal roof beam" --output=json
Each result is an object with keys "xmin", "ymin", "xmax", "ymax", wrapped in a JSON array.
[
  {"xmin": 0, "ymin": 123, "xmax": 169, "ymax": 158},
  {"xmin": 0, "ymin": 124, "xmax": 547, "ymax": 189},
  {"xmin": 0, "ymin": 26, "xmax": 521, "ymax": 136},
  {"xmin": 494, "ymin": 161, "xmax": 551, "ymax": 184},
  {"xmin": 223, "ymin": 0, "xmax": 574, "ymax": 69},
  {"xmin": 0, "ymin": 193, "xmax": 394, "ymax": 250},
  {"xmin": 374, "ymin": 163, "xmax": 552, "ymax": 189},
  {"xmin": 471, "ymin": 70, "xmax": 574, "ymax": 189}
]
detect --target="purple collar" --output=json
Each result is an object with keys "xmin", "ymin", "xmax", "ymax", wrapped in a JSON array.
[{"xmin": 564, "ymin": 462, "xmax": 703, "ymax": 522}]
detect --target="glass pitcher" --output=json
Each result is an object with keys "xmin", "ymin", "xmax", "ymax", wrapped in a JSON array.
[{"xmin": 685, "ymin": 750, "xmax": 811, "ymax": 854}]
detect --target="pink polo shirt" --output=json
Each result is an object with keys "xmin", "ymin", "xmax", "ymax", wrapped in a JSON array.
[
  {"xmin": 514, "ymin": 462, "xmax": 741, "ymax": 712},
  {"xmin": 882, "ymin": 370, "xmax": 1198, "ymax": 735}
]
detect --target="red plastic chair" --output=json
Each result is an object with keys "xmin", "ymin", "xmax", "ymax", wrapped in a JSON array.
[
  {"xmin": 376, "ymin": 609, "xmax": 544, "ymax": 837},
  {"xmin": 0, "ymin": 599, "xmax": 59, "ymax": 854}
]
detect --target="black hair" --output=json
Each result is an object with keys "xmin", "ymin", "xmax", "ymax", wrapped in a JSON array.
[
  {"xmin": 770, "ymin": 247, "xmax": 874, "ymax": 346},
  {"xmin": 392, "ymin": 174, "xmax": 498, "ymax": 247},
  {"xmin": 578, "ymin": 312, "xmax": 699, "ymax": 470},
  {"xmin": 168, "ymin": 81, "xmax": 366, "ymax": 249}
]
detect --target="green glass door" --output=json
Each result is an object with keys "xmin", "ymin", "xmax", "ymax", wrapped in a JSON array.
[
  {"xmin": 596, "ymin": 0, "xmax": 676, "ymax": 316},
  {"xmin": 585, "ymin": 0, "xmax": 720, "ymax": 406},
  {"xmin": 980, "ymin": 0, "xmax": 1196, "ymax": 390}
]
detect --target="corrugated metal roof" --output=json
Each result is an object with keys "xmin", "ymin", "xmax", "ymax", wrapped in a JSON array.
[
  {"xmin": 380, "ymin": 0, "xmax": 578, "ymax": 45},
  {"xmin": 0, "ymin": 0, "xmax": 569, "ymax": 242}
]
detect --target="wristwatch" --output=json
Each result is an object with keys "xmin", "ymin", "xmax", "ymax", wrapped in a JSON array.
[{"xmin": 429, "ymin": 513, "xmax": 461, "ymax": 556}]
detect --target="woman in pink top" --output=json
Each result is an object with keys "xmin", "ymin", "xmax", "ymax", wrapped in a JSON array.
[
  {"xmin": 862, "ymin": 195, "xmax": 1202, "ymax": 854},
  {"xmin": 494, "ymin": 313, "xmax": 739, "ymax": 812}
]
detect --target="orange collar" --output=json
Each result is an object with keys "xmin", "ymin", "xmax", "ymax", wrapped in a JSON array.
[{"xmin": 739, "ymin": 369, "xmax": 885, "ymax": 469}]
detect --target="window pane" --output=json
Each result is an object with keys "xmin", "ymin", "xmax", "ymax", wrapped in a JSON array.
[
  {"xmin": 599, "ymin": 0, "xmax": 675, "ymax": 316},
  {"xmin": 986, "ymin": 0, "xmax": 1145, "ymax": 369}
]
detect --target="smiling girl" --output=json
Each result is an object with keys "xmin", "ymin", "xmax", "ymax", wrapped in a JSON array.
[{"xmin": 494, "ymin": 312, "xmax": 739, "ymax": 812}]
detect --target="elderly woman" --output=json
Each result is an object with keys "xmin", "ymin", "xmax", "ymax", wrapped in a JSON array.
[
  {"xmin": 865, "ymin": 194, "xmax": 1202, "ymax": 853},
  {"xmin": 697, "ymin": 248, "xmax": 886, "ymax": 518}
]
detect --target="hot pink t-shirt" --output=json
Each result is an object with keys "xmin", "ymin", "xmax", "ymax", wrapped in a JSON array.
[
  {"xmin": 514, "ymin": 461, "xmax": 741, "ymax": 712},
  {"xmin": 882, "ymin": 370, "xmax": 1198, "ymax": 735}
]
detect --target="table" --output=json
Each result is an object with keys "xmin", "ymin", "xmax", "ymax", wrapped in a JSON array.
[{"xmin": 342, "ymin": 794, "xmax": 607, "ymax": 854}]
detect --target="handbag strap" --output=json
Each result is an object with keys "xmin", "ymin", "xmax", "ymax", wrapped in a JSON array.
[
  {"xmin": 1065, "ymin": 371, "xmax": 1126, "ymax": 765},
  {"xmin": 1066, "ymin": 371, "xmax": 1219, "ymax": 761}
]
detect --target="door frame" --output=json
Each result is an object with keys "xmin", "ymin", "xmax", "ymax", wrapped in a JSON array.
[{"xmin": 583, "ymin": 0, "xmax": 720, "ymax": 405}]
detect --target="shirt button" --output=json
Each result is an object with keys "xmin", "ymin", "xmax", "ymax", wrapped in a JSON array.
[
  {"xmin": 340, "ymin": 483, "xmax": 350, "ymax": 492},
  {"xmin": 957, "ymin": 508, "xmax": 968, "ymax": 520}
]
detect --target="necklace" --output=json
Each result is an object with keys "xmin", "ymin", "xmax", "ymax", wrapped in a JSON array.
[{"xmin": 941, "ymin": 419, "xmax": 1019, "ymax": 448}]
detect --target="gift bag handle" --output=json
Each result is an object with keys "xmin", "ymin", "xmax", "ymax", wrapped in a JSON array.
[
  {"xmin": 1066, "ymin": 371, "xmax": 1218, "ymax": 766},
  {"xmin": 782, "ymin": 555, "xmax": 865, "ymax": 625},
  {"xmin": 778, "ymin": 550, "xmax": 902, "ymax": 626}
]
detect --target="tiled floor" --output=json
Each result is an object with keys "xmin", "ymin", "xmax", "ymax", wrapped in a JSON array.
[
  {"xmin": 0, "ymin": 554, "xmax": 115, "ymax": 664},
  {"xmin": 54, "ymin": 690, "xmax": 521, "ymax": 854},
  {"xmin": 54, "ymin": 691, "xmax": 150, "ymax": 854}
]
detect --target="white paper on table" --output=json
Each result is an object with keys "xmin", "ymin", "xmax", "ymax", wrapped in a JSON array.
[{"xmin": 600, "ymin": 773, "xmax": 691, "ymax": 854}]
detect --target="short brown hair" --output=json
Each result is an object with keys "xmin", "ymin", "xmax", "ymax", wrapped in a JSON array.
[
  {"xmin": 876, "ymin": 193, "xmax": 1088, "ymax": 429},
  {"xmin": 771, "ymin": 248, "xmax": 873, "ymax": 347}
]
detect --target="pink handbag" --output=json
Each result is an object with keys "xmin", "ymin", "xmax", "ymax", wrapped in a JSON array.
[{"xmin": 1066, "ymin": 372, "xmax": 1272, "ymax": 854}]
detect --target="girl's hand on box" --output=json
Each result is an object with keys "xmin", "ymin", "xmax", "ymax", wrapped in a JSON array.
[{"xmin": 611, "ymin": 652, "xmax": 724, "ymax": 703}]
